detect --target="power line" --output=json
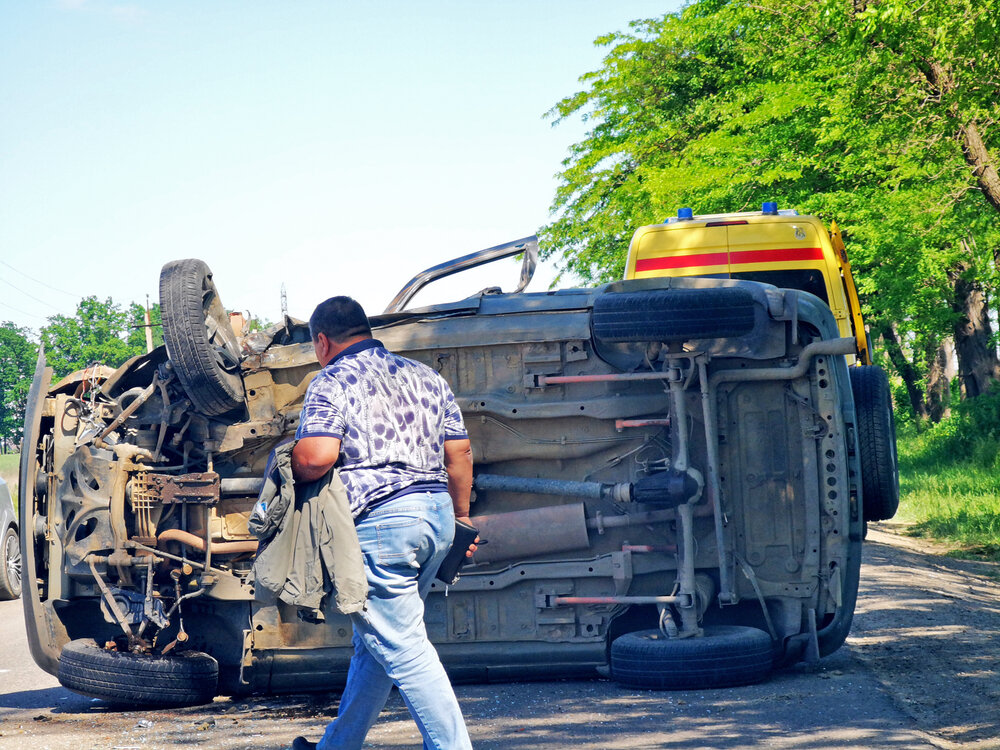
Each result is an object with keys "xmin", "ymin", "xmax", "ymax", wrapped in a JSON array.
[
  {"xmin": 0, "ymin": 298, "xmax": 47, "ymax": 322},
  {"xmin": 0, "ymin": 276, "xmax": 64, "ymax": 311},
  {"xmin": 0, "ymin": 259, "xmax": 81, "ymax": 298}
]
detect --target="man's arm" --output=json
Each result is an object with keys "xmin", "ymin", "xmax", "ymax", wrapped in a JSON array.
[
  {"xmin": 292, "ymin": 436, "xmax": 342, "ymax": 483},
  {"xmin": 443, "ymin": 438, "xmax": 477, "ymax": 556}
]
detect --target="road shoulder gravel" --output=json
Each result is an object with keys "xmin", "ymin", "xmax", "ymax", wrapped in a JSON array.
[{"xmin": 848, "ymin": 524, "xmax": 1000, "ymax": 749}]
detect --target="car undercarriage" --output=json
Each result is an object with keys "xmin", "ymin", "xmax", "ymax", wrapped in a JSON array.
[{"xmin": 20, "ymin": 237, "xmax": 865, "ymax": 704}]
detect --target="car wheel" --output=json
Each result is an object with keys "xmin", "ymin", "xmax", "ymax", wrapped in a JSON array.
[
  {"xmin": 58, "ymin": 639, "xmax": 219, "ymax": 707},
  {"xmin": 849, "ymin": 365, "xmax": 900, "ymax": 522},
  {"xmin": 0, "ymin": 528, "xmax": 21, "ymax": 600},
  {"xmin": 160, "ymin": 258, "xmax": 245, "ymax": 415},
  {"xmin": 611, "ymin": 625, "xmax": 773, "ymax": 690},
  {"xmin": 592, "ymin": 288, "xmax": 757, "ymax": 343}
]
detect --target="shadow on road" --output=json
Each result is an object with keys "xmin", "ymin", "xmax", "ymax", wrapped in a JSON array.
[
  {"xmin": 0, "ymin": 686, "xmax": 92, "ymax": 712},
  {"xmin": 1, "ymin": 662, "xmax": 932, "ymax": 750}
]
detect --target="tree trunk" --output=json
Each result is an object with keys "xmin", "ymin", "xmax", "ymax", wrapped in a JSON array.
[
  {"xmin": 948, "ymin": 255, "xmax": 1000, "ymax": 398},
  {"xmin": 878, "ymin": 323, "xmax": 928, "ymax": 419},
  {"xmin": 918, "ymin": 61, "xmax": 1000, "ymax": 254},
  {"xmin": 960, "ymin": 120, "xmax": 1000, "ymax": 226},
  {"xmin": 925, "ymin": 339, "xmax": 953, "ymax": 422}
]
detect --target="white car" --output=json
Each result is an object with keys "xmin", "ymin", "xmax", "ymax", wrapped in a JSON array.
[{"xmin": 0, "ymin": 477, "xmax": 21, "ymax": 600}]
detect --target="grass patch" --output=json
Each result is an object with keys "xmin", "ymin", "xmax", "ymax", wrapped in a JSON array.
[{"xmin": 895, "ymin": 392, "xmax": 1000, "ymax": 561}]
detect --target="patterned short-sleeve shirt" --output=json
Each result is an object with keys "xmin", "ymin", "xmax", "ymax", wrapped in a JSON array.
[{"xmin": 295, "ymin": 339, "xmax": 468, "ymax": 516}]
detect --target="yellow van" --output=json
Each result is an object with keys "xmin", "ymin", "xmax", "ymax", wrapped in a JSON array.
[
  {"xmin": 625, "ymin": 203, "xmax": 871, "ymax": 365},
  {"xmin": 624, "ymin": 203, "xmax": 897, "ymax": 523}
]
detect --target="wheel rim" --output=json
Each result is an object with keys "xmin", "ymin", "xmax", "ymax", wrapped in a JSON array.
[{"xmin": 5, "ymin": 532, "xmax": 20, "ymax": 594}]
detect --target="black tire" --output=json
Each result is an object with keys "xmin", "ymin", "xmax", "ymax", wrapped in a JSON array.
[
  {"xmin": 850, "ymin": 365, "xmax": 900, "ymax": 522},
  {"xmin": 160, "ymin": 259, "xmax": 245, "ymax": 415},
  {"xmin": 58, "ymin": 639, "xmax": 218, "ymax": 707},
  {"xmin": 611, "ymin": 625, "xmax": 773, "ymax": 690},
  {"xmin": 0, "ymin": 527, "xmax": 21, "ymax": 600},
  {"xmin": 592, "ymin": 288, "xmax": 756, "ymax": 343}
]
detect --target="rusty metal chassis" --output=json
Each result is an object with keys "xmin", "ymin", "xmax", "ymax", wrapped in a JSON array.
[{"xmin": 19, "ymin": 278, "xmax": 862, "ymax": 691}]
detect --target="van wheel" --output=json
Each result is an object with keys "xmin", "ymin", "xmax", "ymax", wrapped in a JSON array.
[
  {"xmin": 58, "ymin": 639, "xmax": 219, "ymax": 707},
  {"xmin": 850, "ymin": 366, "xmax": 899, "ymax": 522},
  {"xmin": 592, "ymin": 288, "xmax": 757, "ymax": 343},
  {"xmin": 160, "ymin": 259, "xmax": 245, "ymax": 416},
  {"xmin": 0, "ymin": 528, "xmax": 21, "ymax": 600},
  {"xmin": 611, "ymin": 626, "xmax": 773, "ymax": 690}
]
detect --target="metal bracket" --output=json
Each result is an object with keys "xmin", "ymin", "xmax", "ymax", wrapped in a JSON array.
[
  {"xmin": 88, "ymin": 556, "xmax": 134, "ymax": 639},
  {"xmin": 734, "ymin": 552, "xmax": 779, "ymax": 641},
  {"xmin": 804, "ymin": 608, "xmax": 821, "ymax": 662},
  {"xmin": 239, "ymin": 629, "xmax": 254, "ymax": 686},
  {"xmin": 147, "ymin": 472, "xmax": 221, "ymax": 505},
  {"xmin": 611, "ymin": 550, "xmax": 633, "ymax": 595}
]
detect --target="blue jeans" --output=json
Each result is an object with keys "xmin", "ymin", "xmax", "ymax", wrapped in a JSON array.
[{"xmin": 317, "ymin": 492, "xmax": 472, "ymax": 750}]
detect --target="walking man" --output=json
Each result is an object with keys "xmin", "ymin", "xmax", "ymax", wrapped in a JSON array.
[{"xmin": 290, "ymin": 296, "xmax": 475, "ymax": 750}]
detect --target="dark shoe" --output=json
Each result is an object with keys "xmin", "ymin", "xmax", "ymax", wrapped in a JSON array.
[{"xmin": 291, "ymin": 738, "xmax": 317, "ymax": 750}]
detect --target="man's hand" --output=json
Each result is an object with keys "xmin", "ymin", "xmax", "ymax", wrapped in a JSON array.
[
  {"xmin": 292, "ymin": 436, "xmax": 341, "ymax": 483},
  {"xmin": 455, "ymin": 515, "xmax": 480, "ymax": 558}
]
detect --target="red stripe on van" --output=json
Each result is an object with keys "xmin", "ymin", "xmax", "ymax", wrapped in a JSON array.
[
  {"xmin": 637, "ymin": 246, "xmax": 824, "ymax": 273},
  {"xmin": 636, "ymin": 246, "xmax": 823, "ymax": 273},
  {"xmin": 635, "ymin": 251, "xmax": 728, "ymax": 272},
  {"xmin": 730, "ymin": 247, "xmax": 824, "ymax": 265}
]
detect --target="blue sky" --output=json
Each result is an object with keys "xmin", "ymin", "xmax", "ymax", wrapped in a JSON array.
[{"xmin": 0, "ymin": 1, "xmax": 678, "ymax": 332}]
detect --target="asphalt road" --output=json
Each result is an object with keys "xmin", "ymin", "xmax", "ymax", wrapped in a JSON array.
[{"xmin": 2, "ymin": 530, "xmax": 993, "ymax": 750}]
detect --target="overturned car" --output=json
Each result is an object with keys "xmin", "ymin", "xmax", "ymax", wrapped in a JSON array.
[{"xmin": 21, "ymin": 235, "xmax": 876, "ymax": 705}]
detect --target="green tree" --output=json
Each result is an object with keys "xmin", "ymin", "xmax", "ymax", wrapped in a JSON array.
[
  {"xmin": 0, "ymin": 322, "xmax": 38, "ymax": 451},
  {"xmin": 41, "ymin": 296, "xmax": 146, "ymax": 379},
  {"xmin": 543, "ymin": 0, "xmax": 1000, "ymax": 416}
]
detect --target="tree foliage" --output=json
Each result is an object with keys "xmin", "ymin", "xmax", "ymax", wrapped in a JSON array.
[
  {"xmin": 543, "ymin": 0, "xmax": 1000, "ymax": 416},
  {"xmin": 0, "ymin": 322, "xmax": 38, "ymax": 450},
  {"xmin": 40, "ymin": 297, "xmax": 159, "ymax": 380},
  {"xmin": 0, "ymin": 298, "xmax": 163, "ymax": 446}
]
